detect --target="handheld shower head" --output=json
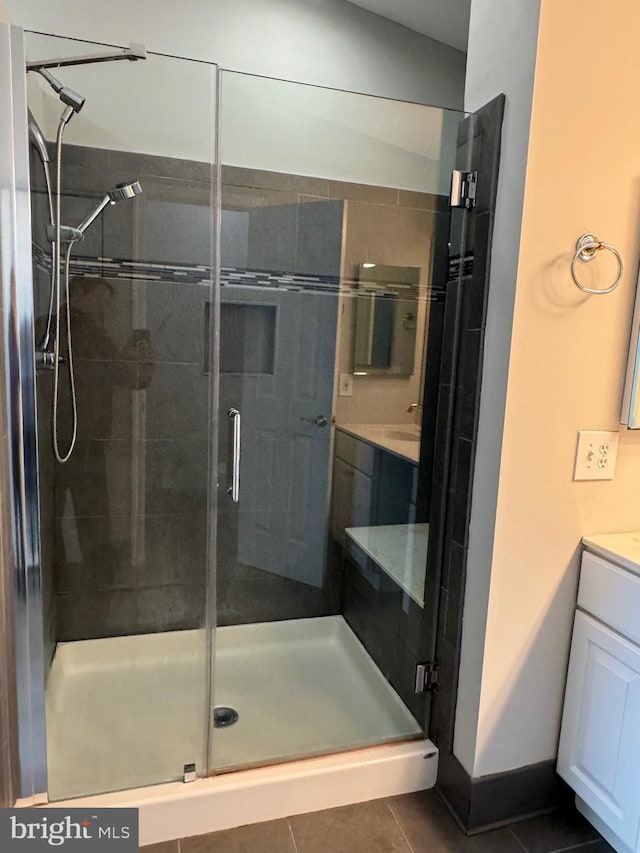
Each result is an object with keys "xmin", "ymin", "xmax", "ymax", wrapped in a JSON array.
[
  {"xmin": 75, "ymin": 180, "xmax": 143, "ymax": 236},
  {"xmin": 108, "ymin": 181, "xmax": 143, "ymax": 202}
]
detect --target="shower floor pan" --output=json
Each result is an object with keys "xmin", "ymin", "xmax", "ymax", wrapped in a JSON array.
[{"xmin": 46, "ymin": 615, "xmax": 423, "ymax": 803}]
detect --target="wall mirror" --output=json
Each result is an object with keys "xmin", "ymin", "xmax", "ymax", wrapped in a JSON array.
[
  {"xmin": 621, "ymin": 262, "xmax": 640, "ymax": 428},
  {"xmin": 352, "ymin": 263, "xmax": 420, "ymax": 376}
]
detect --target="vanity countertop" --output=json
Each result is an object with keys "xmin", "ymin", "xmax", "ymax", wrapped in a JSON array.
[
  {"xmin": 582, "ymin": 531, "xmax": 640, "ymax": 576},
  {"xmin": 345, "ymin": 523, "xmax": 428, "ymax": 607},
  {"xmin": 337, "ymin": 423, "xmax": 420, "ymax": 464}
]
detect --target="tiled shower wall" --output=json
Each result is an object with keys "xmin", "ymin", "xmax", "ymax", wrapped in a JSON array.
[
  {"xmin": 33, "ymin": 149, "xmax": 352, "ymax": 641},
  {"xmin": 217, "ymin": 169, "xmax": 344, "ymax": 626},
  {"xmin": 32, "ymin": 145, "xmax": 213, "ymax": 643},
  {"xmin": 30, "ymin": 144, "xmax": 59, "ymax": 672},
  {"xmin": 33, "ymin": 145, "xmax": 448, "ymax": 648},
  {"xmin": 431, "ymin": 97, "xmax": 509, "ymax": 830},
  {"xmin": 217, "ymin": 169, "xmax": 447, "ymax": 629}
]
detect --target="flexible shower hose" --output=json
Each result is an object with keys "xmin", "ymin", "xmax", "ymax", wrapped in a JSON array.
[
  {"xmin": 39, "ymin": 157, "xmax": 56, "ymax": 353},
  {"xmin": 52, "ymin": 106, "xmax": 78, "ymax": 464}
]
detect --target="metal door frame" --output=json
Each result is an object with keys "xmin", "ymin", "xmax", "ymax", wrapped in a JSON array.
[{"xmin": 0, "ymin": 23, "xmax": 48, "ymax": 805}]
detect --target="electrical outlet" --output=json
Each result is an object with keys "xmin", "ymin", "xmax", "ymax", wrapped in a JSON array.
[
  {"xmin": 573, "ymin": 430, "xmax": 619, "ymax": 480},
  {"xmin": 338, "ymin": 373, "xmax": 353, "ymax": 397}
]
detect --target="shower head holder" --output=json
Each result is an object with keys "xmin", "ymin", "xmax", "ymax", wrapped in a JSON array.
[{"xmin": 46, "ymin": 224, "xmax": 84, "ymax": 245}]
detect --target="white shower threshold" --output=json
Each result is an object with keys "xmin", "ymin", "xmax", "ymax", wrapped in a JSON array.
[
  {"xmin": 42, "ymin": 615, "xmax": 436, "ymax": 841},
  {"xmin": 48, "ymin": 739, "xmax": 438, "ymax": 846}
]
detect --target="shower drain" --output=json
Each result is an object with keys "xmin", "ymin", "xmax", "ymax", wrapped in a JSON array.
[{"xmin": 214, "ymin": 706, "xmax": 239, "ymax": 728}]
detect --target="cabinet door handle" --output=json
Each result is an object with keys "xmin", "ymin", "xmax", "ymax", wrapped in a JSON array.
[{"xmin": 227, "ymin": 408, "xmax": 241, "ymax": 501}]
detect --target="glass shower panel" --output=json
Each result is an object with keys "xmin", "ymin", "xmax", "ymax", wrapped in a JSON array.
[
  {"xmin": 211, "ymin": 70, "xmax": 468, "ymax": 773},
  {"xmin": 26, "ymin": 33, "xmax": 217, "ymax": 800}
]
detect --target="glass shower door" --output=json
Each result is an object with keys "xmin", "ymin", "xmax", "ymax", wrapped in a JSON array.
[
  {"xmin": 211, "ymin": 70, "xmax": 470, "ymax": 773},
  {"xmin": 26, "ymin": 32, "xmax": 218, "ymax": 800}
]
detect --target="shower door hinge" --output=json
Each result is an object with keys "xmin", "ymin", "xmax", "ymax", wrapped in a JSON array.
[
  {"xmin": 415, "ymin": 662, "xmax": 439, "ymax": 693},
  {"xmin": 450, "ymin": 170, "xmax": 478, "ymax": 209}
]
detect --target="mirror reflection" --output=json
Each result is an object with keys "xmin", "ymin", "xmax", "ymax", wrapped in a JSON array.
[{"xmin": 352, "ymin": 263, "xmax": 420, "ymax": 376}]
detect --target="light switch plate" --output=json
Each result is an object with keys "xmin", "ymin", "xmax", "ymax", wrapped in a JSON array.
[
  {"xmin": 338, "ymin": 373, "xmax": 353, "ymax": 397},
  {"xmin": 573, "ymin": 430, "xmax": 619, "ymax": 480}
]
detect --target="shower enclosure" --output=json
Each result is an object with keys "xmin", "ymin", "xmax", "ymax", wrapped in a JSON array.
[{"xmin": 2, "ymin": 25, "xmax": 474, "ymax": 810}]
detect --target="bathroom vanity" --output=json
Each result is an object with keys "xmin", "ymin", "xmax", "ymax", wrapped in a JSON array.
[
  {"xmin": 330, "ymin": 425, "xmax": 421, "ymax": 555},
  {"xmin": 330, "ymin": 424, "xmax": 430, "ymax": 725},
  {"xmin": 558, "ymin": 533, "xmax": 640, "ymax": 853},
  {"xmin": 331, "ymin": 424, "xmax": 426, "ymax": 604}
]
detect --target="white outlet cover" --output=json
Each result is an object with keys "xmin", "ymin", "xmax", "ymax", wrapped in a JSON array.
[{"xmin": 574, "ymin": 430, "xmax": 619, "ymax": 481}]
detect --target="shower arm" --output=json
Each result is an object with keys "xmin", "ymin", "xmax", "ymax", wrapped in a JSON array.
[{"xmin": 27, "ymin": 43, "xmax": 147, "ymax": 71}]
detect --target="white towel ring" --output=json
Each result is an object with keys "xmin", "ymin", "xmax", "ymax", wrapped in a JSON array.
[{"xmin": 571, "ymin": 232, "xmax": 623, "ymax": 295}]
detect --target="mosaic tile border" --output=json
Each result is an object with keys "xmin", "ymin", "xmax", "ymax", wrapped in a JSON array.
[
  {"xmin": 448, "ymin": 253, "xmax": 474, "ymax": 282},
  {"xmin": 222, "ymin": 267, "xmax": 339, "ymax": 293},
  {"xmin": 33, "ymin": 244, "xmax": 451, "ymax": 301},
  {"xmin": 32, "ymin": 243, "xmax": 341, "ymax": 293}
]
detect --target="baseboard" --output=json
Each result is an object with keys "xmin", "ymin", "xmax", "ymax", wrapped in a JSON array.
[{"xmin": 437, "ymin": 750, "xmax": 570, "ymax": 833}]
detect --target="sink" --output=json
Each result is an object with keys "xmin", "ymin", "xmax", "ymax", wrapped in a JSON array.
[{"xmin": 338, "ymin": 423, "xmax": 422, "ymax": 463}]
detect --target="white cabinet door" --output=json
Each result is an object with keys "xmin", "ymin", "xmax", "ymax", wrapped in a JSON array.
[{"xmin": 558, "ymin": 611, "xmax": 640, "ymax": 850}]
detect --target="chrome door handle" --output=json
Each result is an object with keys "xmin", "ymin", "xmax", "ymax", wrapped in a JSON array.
[
  {"xmin": 227, "ymin": 408, "xmax": 241, "ymax": 501},
  {"xmin": 300, "ymin": 414, "xmax": 328, "ymax": 427}
]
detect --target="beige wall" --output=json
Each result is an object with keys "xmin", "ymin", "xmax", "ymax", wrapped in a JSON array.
[
  {"xmin": 334, "ymin": 198, "xmax": 435, "ymax": 426},
  {"xmin": 458, "ymin": 0, "xmax": 640, "ymax": 777}
]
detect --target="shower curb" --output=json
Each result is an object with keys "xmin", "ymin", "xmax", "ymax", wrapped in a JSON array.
[{"xmin": 40, "ymin": 740, "xmax": 438, "ymax": 846}]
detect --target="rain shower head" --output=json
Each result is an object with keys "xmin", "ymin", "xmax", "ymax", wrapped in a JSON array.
[
  {"xmin": 75, "ymin": 180, "xmax": 143, "ymax": 236},
  {"xmin": 37, "ymin": 67, "xmax": 86, "ymax": 114}
]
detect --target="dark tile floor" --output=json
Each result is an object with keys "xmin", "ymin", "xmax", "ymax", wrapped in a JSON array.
[{"xmin": 141, "ymin": 790, "xmax": 614, "ymax": 852}]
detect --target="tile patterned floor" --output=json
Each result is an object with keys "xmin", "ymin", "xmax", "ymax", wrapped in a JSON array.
[{"xmin": 141, "ymin": 790, "xmax": 615, "ymax": 852}]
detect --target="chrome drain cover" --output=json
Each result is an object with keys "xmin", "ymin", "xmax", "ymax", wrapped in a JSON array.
[{"xmin": 214, "ymin": 706, "xmax": 239, "ymax": 728}]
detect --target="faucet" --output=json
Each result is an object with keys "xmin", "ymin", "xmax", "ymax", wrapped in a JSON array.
[{"xmin": 407, "ymin": 403, "xmax": 422, "ymax": 413}]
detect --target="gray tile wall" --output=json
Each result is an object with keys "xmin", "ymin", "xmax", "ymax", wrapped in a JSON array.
[
  {"xmin": 431, "ymin": 98, "xmax": 505, "ymax": 755},
  {"xmin": 37, "ymin": 150, "xmax": 446, "ymax": 652},
  {"xmin": 30, "ymin": 152, "xmax": 58, "ymax": 675},
  {"xmin": 218, "ymin": 166, "xmax": 439, "ymax": 629},
  {"xmin": 37, "ymin": 144, "xmax": 212, "ymax": 641},
  {"xmin": 427, "ymin": 97, "xmax": 516, "ymax": 830},
  {"xmin": 217, "ymin": 173, "xmax": 344, "ymax": 626}
]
